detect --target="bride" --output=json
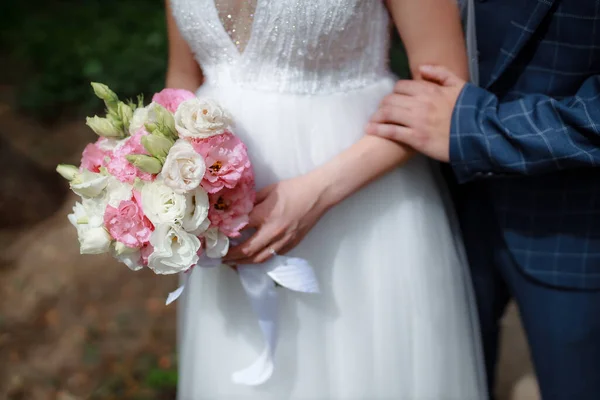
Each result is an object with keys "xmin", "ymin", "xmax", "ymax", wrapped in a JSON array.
[{"xmin": 168, "ymin": 0, "xmax": 486, "ymax": 398}]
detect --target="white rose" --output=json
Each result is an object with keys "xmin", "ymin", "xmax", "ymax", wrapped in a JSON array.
[
  {"xmin": 148, "ymin": 224, "xmax": 200, "ymax": 274},
  {"xmin": 174, "ymin": 98, "xmax": 232, "ymax": 139},
  {"xmin": 203, "ymin": 227, "xmax": 229, "ymax": 259},
  {"xmin": 68, "ymin": 202, "xmax": 112, "ymax": 254},
  {"xmin": 70, "ymin": 170, "xmax": 108, "ymax": 198},
  {"xmin": 182, "ymin": 186, "xmax": 210, "ymax": 235},
  {"xmin": 113, "ymin": 242, "xmax": 143, "ymax": 271},
  {"xmin": 161, "ymin": 139, "xmax": 206, "ymax": 194},
  {"xmin": 141, "ymin": 179, "xmax": 187, "ymax": 225},
  {"xmin": 129, "ymin": 104, "xmax": 151, "ymax": 134}
]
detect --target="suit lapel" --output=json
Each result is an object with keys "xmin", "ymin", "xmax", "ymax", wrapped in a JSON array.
[{"xmin": 484, "ymin": 0, "xmax": 556, "ymax": 88}]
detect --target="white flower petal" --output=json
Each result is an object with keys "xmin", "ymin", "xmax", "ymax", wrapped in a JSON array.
[
  {"xmin": 174, "ymin": 98, "xmax": 232, "ymax": 139},
  {"xmin": 141, "ymin": 179, "xmax": 186, "ymax": 226},
  {"xmin": 80, "ymin": 227, "xmax": 112, "ymax": 255},
  {"xmin": 204, "ymin": 227, "xmax": 230, "ymax": 259},
  {"xmin": 148, "ymin": 224, "xmax": 200, "ymax": 275},
  {"xmin": 182, "ymin": 186, "xmax": 210, "ymax": 235},
  {"xmin": 162, "ymin": 139, "xmax": 206, "ymax": 194},
  {"xmin": 70, "ymin": 170, "xmax": 108, "ymax": 198}
]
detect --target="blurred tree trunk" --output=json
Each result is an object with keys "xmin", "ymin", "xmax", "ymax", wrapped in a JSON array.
[{"xmin": 0, "ymin": 135, "xmax": 66, "ymax": 228}]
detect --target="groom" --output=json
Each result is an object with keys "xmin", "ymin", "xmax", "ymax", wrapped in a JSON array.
[{"xmin": 368, "ymin": 1, "xmax": 600, "ymax": 399}]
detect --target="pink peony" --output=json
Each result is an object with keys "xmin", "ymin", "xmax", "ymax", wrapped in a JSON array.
[
  {"xmin": 208, "ymin": 169, "xmax": 255, "ymax": 237},
  {"xmin": 191, "ymin": 132, "xmax": 251, "ymax": 194},
  {"xmin": 107, "ymin": 129, "xmax": 155, "ymax": 183},
  {"xmin": 104, "ymin": 191, "xmax": 154, "ymax": 248},
  {"xmin": 152, "ymin": 88, "xmax": 196, "ymax": 113},
  {"xmin": 80, "ymin": 138, "xmax": 110, "ymax": 173}
]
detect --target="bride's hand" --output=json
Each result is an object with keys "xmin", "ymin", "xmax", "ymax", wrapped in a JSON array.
[{"xmin": 223, "ymin": 173, "xmax": 331, "ymax": 265}]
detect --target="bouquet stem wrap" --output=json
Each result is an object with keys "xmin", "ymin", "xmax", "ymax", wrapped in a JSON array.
[{"xmin": 166, "ymin": 254, "xmax": 319, "ymax": 386}]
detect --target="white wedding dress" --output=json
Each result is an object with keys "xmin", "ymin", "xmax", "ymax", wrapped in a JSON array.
[{"xmin": 173, "ymin": 0, "xmax": 486, "ymax": 398}]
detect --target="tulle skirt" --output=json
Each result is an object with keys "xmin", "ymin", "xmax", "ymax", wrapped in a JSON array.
[{"xmin": 177, "ymin": 77, "xmax": 487, "ymax": 399}]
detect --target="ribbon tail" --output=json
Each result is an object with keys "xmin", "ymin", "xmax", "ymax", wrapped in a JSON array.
[
  {"xmin": 165, "ymin": 266, "xmax": 194, "ymax": 305},
  {"xmin": 234, "ymin": 265, "xmax": 278, "ymax": 386},
  {"xmin": 266, "ymin": 255, "xmax": 320, "ymax": 293}
]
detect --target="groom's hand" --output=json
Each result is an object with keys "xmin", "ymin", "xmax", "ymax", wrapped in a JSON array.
[{"xmin": 366, "ymin": 65, "xmax": 466, "ymax": 162}]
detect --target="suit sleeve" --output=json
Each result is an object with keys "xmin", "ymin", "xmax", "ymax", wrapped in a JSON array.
[{"xmin": 449, "ymin": 76, "xmax": 600, "ymax": 183}]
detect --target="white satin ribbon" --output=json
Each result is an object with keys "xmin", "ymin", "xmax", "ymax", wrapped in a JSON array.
[{"xmin": 166, "ymin": 253, "xmax": 319, "ymax": 386}]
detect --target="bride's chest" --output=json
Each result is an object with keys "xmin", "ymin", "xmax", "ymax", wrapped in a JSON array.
[{"xmin": 171, "ymin": 0, "xmax": 387, "ymax": 58}]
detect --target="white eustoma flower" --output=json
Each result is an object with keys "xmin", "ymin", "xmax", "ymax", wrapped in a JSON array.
[
  {"xmin": 148, "ymin": 223, "xmax": 200, "ymax": 274},
  {"xmin": 174, "ymin": 98, "xmax": 232, "ymax": 139},
  {"xmin": 203, "ymin": 227, "xmax": 229, "ymax": 259},
  {"xmin": 141, "ymin": 178, "xmax": 187, "ymax": 225},
  {"xmin": 68, "ymin": 202, "xmax": 112, "ymax": 254},
  {"xmin": 182, "ymin": 186, "xmax": 210, "ymax": 235},
  {"xmin": 70, "ymin": 170, "xmax": 108, "ymax": 198},
  {"xmin": 162, "ymin": 139, "xmax": 206, "ymax": 194}
]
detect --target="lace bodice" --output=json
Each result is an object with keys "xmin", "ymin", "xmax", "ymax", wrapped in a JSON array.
[{"xmin": 170, "ymin": 0, "xmax": 392, "ymax": 94}]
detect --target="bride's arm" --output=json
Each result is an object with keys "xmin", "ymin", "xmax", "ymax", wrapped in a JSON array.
[
  {"xmin": 319, "ymin": 0, "xmax": 468, "ymax": 207},
  {"xmin": 224, "ymin": 0, "xmax": 468, "ymax": 264},
  {"xmin": 389, "ymin": 0, "xmax": 468, "ymax": 81},
  {"xmin": 165, "ymin": 0, "xmax": 203, "ymax": 90}
]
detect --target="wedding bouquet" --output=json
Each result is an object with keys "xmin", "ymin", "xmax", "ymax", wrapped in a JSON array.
[
  {"xmin": 57, "ymin": 83, "xmax": 254, "ymax": 273},
  {"xmin": 57, "ymin": 83, "xmax": 318, "ymax": 385}
]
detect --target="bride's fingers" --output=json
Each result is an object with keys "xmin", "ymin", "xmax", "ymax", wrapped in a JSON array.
[
  {"xmin": 276, "ymin": 237, "xmax": 300, "ymax": 256},
  {"xmin": 255, "ymin": 184, "xmax": 276, "ymax": 204},
  {"xmin": 224, "ymin": 224, "xmax": 282, "ymax": 261},
  {"xmin": 236, "ymin": 234, "xmax": 291, "ymax": 265},
  {"xmin": 245, "ymin": 209, "xmax": 263, "ymax": 229}
]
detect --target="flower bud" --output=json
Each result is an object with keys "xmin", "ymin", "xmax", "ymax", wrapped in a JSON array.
[
  {"xmin": 56, "ymin": 164, "xmax": 79, "ymax": 181},
  {"xmin": 86, "ymin": 116, "xmax": 123, "ymax": 138},
  {"xmin": 144, "ymin": 122, "xmax": 158, "ymax": 134},
  {"xmin": 107, "ymin": 111, "xmax": 126, "ymax": 134},
  {"xmin": 91, "ymin": 82, "xmax": 119, "ymax": 111},
  {"xmin": 126, "ymin": 154, "xmax": 163, "ymax": 174},
  {"xmin": 142, "ymin": 134, "xmax": 174, "ymax": 159},
  {"xmin": 117, "ymin": 102, "xmax": 134, "ymax": 132},
  {"xmin": 148, "ymin": 103, "xmax": 177, "ymax": 139},
  {"xmin": 70, "ymin": 170, "xmax": 108, "ymax": 197}
]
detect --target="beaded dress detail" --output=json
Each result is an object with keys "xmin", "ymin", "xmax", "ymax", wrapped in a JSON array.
[
  {"xmin": 172, "ymin": 0, "xmax": 391, "ymax": 93},
  {"xmin": 173, "ymin": 1, "xmax": 486, "ymax": 399}
]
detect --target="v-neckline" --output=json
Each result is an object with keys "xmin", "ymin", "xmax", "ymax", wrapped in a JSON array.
[{"xmin": 209, "ymin": 0, "xmax": 261, "ymax": 60}]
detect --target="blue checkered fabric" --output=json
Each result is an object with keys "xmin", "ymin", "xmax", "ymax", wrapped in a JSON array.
[{"xmin": 450, "ymin": 0, "xmax": 600, "ymax": 289}]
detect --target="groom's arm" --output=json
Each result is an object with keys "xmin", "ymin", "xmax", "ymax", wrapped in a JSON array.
[{"xmin": 451, "ymin": 75, "xmax": 600, "ymax": 183}]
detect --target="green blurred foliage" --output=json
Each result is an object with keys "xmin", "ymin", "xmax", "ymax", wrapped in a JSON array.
[
  {"xmin": 144, "ymin": 368, "xmax": 178, "ymax": 389},
  {"xmin": 0, "ymin": 0, "xmax": 168, "ymax": 120}
]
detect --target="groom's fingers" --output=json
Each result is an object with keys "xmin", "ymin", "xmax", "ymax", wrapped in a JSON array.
[
  {"xmin": 379, "ymin": 93, "xmax": 413, "ymax": 109},
  {"xmin": 369, "ymin": 104, "xmax": 412, "ymax": 126},
  {"xmin": 419, "ymin": 65, "xmax": 462, "ymax": 87},
  {"xmin": 393, "ymin": 79, "xmax": 436, "ymax": 96},
  {"xmin": 365, "ymin": 123, "xmax": 413, "ymax": 145}
]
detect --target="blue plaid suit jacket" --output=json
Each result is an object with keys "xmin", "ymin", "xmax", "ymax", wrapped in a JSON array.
[{"xmin": 450, "ymin": 0, "xmax": 600, "ymax": 289}]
